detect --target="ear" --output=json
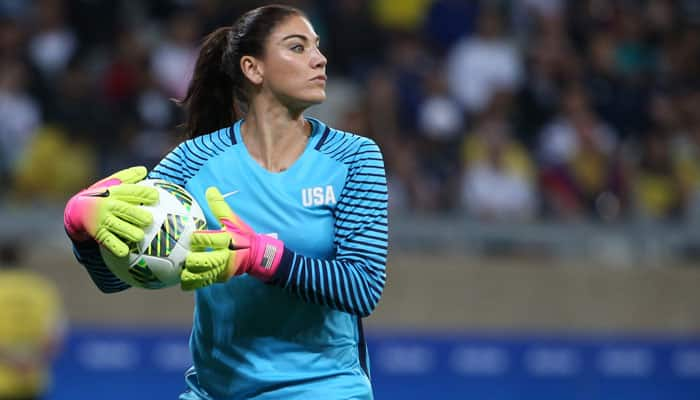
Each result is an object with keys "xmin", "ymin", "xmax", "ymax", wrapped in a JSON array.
[{"xmin": 240, "ymin": 55, "xmax": 263, "ymax": 85}]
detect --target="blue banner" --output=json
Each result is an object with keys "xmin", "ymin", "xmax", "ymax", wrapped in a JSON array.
[{"xmin": 48, "ymin": 329, "xmax": 700, "ymax": 399}]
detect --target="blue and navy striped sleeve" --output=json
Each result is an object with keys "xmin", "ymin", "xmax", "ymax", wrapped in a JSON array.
[
  {"xmin": 71, "ymin": 238, "xmax": 131, "ymax": 293},
  {"xmin": 272, "ymin": 137, "xmax": 389, "ymax": 317},
  {"xmin": 149, "ymin": 142, "xmax": 193, "ymax": 183},
  {"xmin": 149, "ymin": 128, "xmax": 231, "ymax": 182}
]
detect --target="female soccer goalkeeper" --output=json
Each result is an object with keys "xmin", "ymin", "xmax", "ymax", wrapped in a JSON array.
[{"xmin": 63, "ymin": 4, "xmax": 388, "ymax": 400}]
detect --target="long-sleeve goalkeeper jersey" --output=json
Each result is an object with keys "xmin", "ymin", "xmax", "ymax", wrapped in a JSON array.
[{"xmin": 72, "ymin": 117, "xmax": 388, "ymax": 400}]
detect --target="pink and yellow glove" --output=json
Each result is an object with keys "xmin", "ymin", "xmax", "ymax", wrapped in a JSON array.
[
  {"xmin": 181, "ymin": 187, "xmax": 285, "ymax": 291},
  {"xmin": 63, "ymin": 166, "xmax": 158, "ymax": 257}
]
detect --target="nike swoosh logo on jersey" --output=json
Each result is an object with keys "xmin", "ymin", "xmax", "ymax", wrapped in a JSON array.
[{"xmin": 222, "ymin": 190, "xmax": 239, "ymax": 198}]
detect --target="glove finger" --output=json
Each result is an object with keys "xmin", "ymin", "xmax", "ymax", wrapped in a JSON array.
[
  {"xmin": 220, "ymin": 251, "xmax": 240, "ymax": 279},
  {"xmin": 89, "ymin": 177, "xmax": 122, "ymax": 191},
  {"xmin": 205, "ymin": 187, "xmax": 253, "ymax": 233},
  {"xmin": 94, "ymin": 228, "xmax": 130, "ymax": 258},
  {"xmin": 107, "ymin": 200, "xmax": 154, "ymax": 227},
  {"xmin": 90, "ymin": 166, "xmax": 148, "ymax": 189},
  {"xmin": 110, "ymin": 166, "xmax": 149, "ymax": 184},
  {"xmin": 205, "ymin": 187, "xmax": 233, "ymax": 219},
  {"xmin": 181, "ymin": 262, "xmax": 226, "ymax": 289},
  {"xmin": 109, "ymin": 184, "xmax": 159, "ymax": 205},
  {"xmin": 186, "ymin": 269, "xmax": 221, "ymax": 286},
  {"xmin": 103, "ymin": 214, "xmax": 146, "ymax": 243},
  {"xmin": 185, "ymin": 249, "xmax": 229, "ymax": 273},
  {"xmin": 189, "ymin": 230, "xmax": 231, "ymax": 251},
  {"xmin": 180, "ymin": 270, "xmax": 210, "ymax": 291}
]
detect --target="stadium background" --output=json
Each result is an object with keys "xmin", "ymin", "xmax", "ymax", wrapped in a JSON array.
[{"xmin": 2, "ymin": 0, "xmax": 700, "ymax": 398}]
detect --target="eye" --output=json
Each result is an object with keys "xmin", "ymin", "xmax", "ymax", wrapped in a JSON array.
[{"xmin": 290, "ymin": 44, "xmax": 305, "ymax": 53}]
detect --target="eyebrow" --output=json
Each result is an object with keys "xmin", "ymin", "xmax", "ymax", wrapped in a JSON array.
[{"xmin": 280, "ymin": 34, "xmax": 320, "ymax": 43}]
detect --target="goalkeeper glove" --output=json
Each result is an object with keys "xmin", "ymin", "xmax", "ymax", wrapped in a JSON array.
[
  {"xmin": 63, "ymin": 166, "xmax": 158, "ymax": 257},
  {"xmin": 181, "ymin": 187, "xmax": 285, "ymax": 291}
]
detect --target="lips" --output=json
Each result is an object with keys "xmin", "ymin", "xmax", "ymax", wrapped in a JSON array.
[{"xmin": 311, "ymin": 75, "xmax": 327, "ymax": 82}]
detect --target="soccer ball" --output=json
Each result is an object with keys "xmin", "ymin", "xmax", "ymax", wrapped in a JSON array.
[{"xmin": 100, "ymin": 179, "xmax": 207, "ymax": 289}]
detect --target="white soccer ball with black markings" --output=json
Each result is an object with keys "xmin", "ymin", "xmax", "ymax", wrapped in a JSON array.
[{"xmin": 100, "ymin": 179, "xmax": 206, "ymax": 289}]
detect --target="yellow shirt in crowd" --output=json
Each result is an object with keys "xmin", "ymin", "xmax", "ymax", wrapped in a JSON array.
[{"xmin": 0, "ymin": 270, "xmax": 64, "ymax": 398}]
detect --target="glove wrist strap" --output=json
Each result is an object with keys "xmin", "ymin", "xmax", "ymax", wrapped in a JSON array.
[{"xmin": 247, "ymin": 235, "xmax": 284, "ymax": 281}]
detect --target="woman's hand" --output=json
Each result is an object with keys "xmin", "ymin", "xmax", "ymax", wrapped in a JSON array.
[
  {"xmin": 63, "ymin": 166, "xmax": 158, "ymax": 257},
  {"xmin": 181, "ymin": 187, "xmax": 285, "ymax": 290}
]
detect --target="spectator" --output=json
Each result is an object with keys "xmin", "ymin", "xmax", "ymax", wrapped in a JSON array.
[
  {"xmin": 423, "ymin": 0, "xmax": 478, "ymax": 54},
  {"xmin": 510, "ymin": 0, "xmax": 565, "ymax": 46},
  {"xmin": 0, "ymin": 0, "xmax": 31, "ymax": 20},
  {"xmin": 129, "ymin": 74, "xmax": 181, "ymax": 170},
  {"xmin": 45, "ymin": 57, "xmax": 110, "ymax": 163},
  {"xmin": 27, "ymin": 0, "xmax": 77, "ymax": 80},
  {"xmin": 461, "ymin": 109, "xmax": 537, "ymax": 221},
  {"xmin": 537, "ymin": 83, "xmax": 622, "ymax": 219},
  {"xmin": 102, "ymin": 27, "xmax": 178, "ymax": 171},
  {"xmin": 581, "ymin": 9, "xmax": 650, "ymax": 138},
  {"xmin": 0, "ymin": 59, "xmax": 40, "ymax": 194},
  {"xmin": 0, "ymin": 241, "xmax": 65, "ymax": 400},
  {"xmin": 673, "ymin": 87, "xmax": 700, "ymax": 219},
  {"xmin": 417, "ymin": 64, "xmax": 464, "ymax": 209},
  {"xmin": 418, "ymin": 65, "xmax": 464, "ymax": 142},
  {"xmin": 0, "ymin": 16, "xmax": 27, "ymax": 61},
  {"xmin": 370, "ymin": 0, "xmax": 433, "ymax": 33},
  {"xmin": 514, "ymin": 12, "xmax": 579, "ymax": 149},
  {"xmin": 150, "ymin": 10, "xmax": 199, "ymax": 100},
  {"xmin": 102, "ymin": 28, "xmax": 149, "ymax": 109},
  {"xmin": 446, "ymin": 4, "xmax": 523, "ymax": 115},
  {"xmin": 387, "ymin": 31, "xmax": 434, "ymax": 131},
  {"xmin": 631, "ymin": 131, "xmax": 686, "ymax": 220},
  {"xmin": 0, "ymin": 0, "xmax": 698, "ymax": 222},
  {"xmin": 11, "ymin": 123, "xmax": 97, "ymax": 201},
  {"xmin": 322, "ymin": 0, "xmax": 386, "ymax": 78},
  {"xmin": 363, "ymin": 68, "xmax": 431, "ymax": 211},
  {"xmin": 678, "ymin": 123, "xmax": 700, "ymax": 221}
]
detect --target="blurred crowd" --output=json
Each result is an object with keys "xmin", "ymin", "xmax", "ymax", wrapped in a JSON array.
[{"xmin": 1, "ymin": 0, "xmax": 700, "ymax": 223}]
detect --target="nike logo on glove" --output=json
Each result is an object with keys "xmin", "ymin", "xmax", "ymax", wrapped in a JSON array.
[
  {"xmin": 85, "ymin": 190, "xmax": 110, "ymax": 197},
  {"xmin": 222, "ymin": 190, "xmax": 239, "ymax": 198}
]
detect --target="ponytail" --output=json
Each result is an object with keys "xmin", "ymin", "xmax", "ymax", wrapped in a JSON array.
[
  {"xmin": 178, "ymin": 5, "xmax": 304, "ymax": 139},
  {"xmin": 179, "ymin": 27, "xmax": 237, "ymax": 139}
]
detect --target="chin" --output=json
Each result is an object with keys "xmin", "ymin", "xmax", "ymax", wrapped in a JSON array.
[
  {"xmin": 310, "ymin": 94, "xmax": 326, "ymax": 104},
  {"xmin": 308, "ymin": 88, "xmax": 327, "ymax": 102},
  {"xmin": 283, "ymin": 90, "xmax": 326, "ymax": 111},
  {"xmin": 300, "ymin": 92, "xmax": 327, "ymax": 107}
]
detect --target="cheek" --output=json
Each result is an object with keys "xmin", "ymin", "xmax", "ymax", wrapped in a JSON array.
[
  {"xmin": 270, "ymin": 61, "xmax": 297, "ymax": 81},
  {"xmin": 267, "ymin": 60, "xmax": 306, "ymax": 91},
  {"xmin": 268, "ymin": 52, "xmax": 299, "ymax": 75}
]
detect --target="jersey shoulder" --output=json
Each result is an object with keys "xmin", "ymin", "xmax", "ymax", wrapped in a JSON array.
[
  {"xmin": 150, "ymin": 126, "xmax": 235, "ymax": 185},
  {"xmin": 174, "ymin": 126, "xmax": 235, "ymax": 162},
  {"xmin": 314, "ymin": 125, "xmax": 383, "ymax": 167}
]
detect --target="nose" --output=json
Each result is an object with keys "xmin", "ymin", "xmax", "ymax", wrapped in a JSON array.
[{"xmin": 311, "ymin": 46, "xmax": 327, "ymax": 69}]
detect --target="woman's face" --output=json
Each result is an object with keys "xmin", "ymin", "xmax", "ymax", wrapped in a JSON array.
[{"xmin": 258, "ymin": 15, "xmax": 327, "ymax": 109}]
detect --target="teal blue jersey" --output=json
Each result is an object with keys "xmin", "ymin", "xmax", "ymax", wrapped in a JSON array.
[{"xmin": 72, "ymin": 118, "xmax": 389, "ymax": 399}]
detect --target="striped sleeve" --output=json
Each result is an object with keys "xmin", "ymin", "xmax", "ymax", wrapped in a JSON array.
[
  {"xmin": 148, "ymin": 142, "xmax": 189, "ymax": 183},
  {"xmin": 71, "ymin": 238, "xmax": 131, "ymax": 293},
  {"xmin": 148, "ymin": 129, "xmax": 232, "ymax": 182},
  {"xmin": 271, "ymin": 138, "xmax": 389, "ymax": 317}
]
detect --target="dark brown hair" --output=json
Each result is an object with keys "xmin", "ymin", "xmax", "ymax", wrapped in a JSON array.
[{"xmin": 178, "ymin": 5, "xmax": 304, "ymax": 138}]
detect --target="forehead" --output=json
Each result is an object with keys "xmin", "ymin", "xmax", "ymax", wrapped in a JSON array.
[{"xmin": 269, "ymin": 15, "xmax": 317, "ymax": 41}]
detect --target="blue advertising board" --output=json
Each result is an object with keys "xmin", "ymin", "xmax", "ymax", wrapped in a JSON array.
[{"xmin": 48, "ymin": 328, "xmax": 700, "ymax": 399}]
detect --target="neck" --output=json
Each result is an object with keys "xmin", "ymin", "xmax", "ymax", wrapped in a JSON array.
[{"xmin": 242, "ymin": 95, "xmax": 311, "ymax": 172}]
